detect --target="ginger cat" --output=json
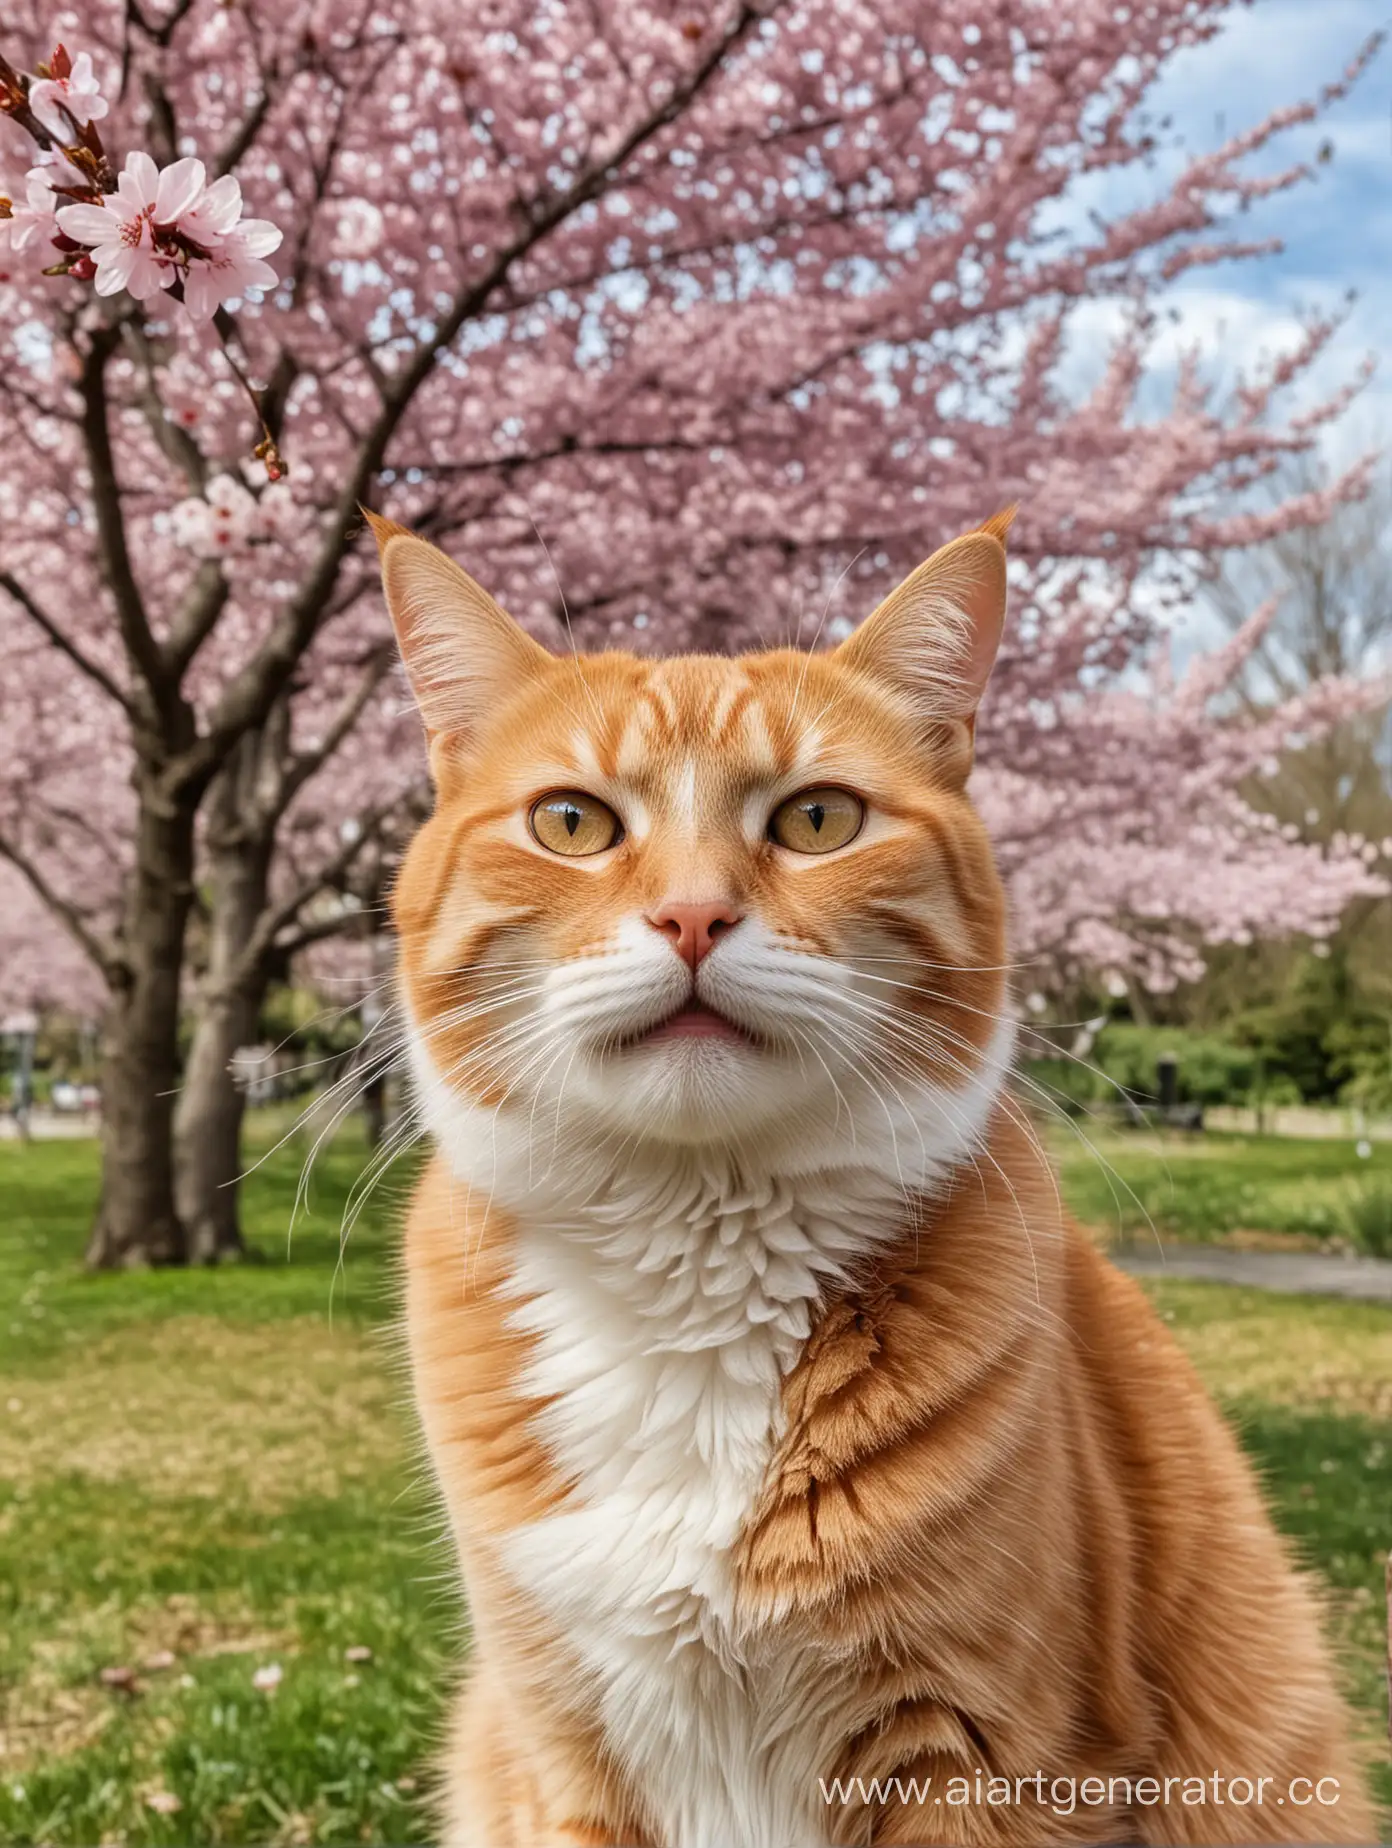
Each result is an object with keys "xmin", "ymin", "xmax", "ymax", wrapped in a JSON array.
[{"xmin": 371, "ymin": 510, "xmax": 1373, "ymax": 1848}]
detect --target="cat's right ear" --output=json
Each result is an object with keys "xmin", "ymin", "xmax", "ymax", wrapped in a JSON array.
[
  {"xmin": 366, "ymin": 513, "xmax": 551, "ymax": 747},
  {"xmin": 832, "ymin": 508, "xmax": 1013, "ymax": 782}
]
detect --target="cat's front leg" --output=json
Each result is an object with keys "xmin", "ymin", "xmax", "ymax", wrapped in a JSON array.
[{"xmin": 434, "ymin": 1670, "xmax": 650, "ymax": 1848}]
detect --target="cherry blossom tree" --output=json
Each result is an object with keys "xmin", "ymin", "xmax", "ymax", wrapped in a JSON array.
[
  {"xmin": 170, "ymin": 668, "xmax": 423, "ymax": 1259},
  {"xmin": 0, "ymin": 0, "xmax": 1385, "ymax": 1266}
]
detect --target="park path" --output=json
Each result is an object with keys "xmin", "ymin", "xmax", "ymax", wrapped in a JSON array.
[{"xmin": 1114, "ymin": 1244, "xmax": 1392, "ymax": 1303}]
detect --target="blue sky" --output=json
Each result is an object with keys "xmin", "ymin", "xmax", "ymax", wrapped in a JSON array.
[{"xmin": 1084, "ymin": 0, "xmax": 1391, "ymax": 457}]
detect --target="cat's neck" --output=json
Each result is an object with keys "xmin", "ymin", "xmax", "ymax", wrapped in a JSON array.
[{"xmin": 410, "ymin": 1013, "xmax": 1017, "ymax": 1253}]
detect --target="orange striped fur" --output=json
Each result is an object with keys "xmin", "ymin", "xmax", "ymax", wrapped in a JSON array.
[{"xmin": 374, "ymin": 513, "xmax": 1371, "ymax": 1846}]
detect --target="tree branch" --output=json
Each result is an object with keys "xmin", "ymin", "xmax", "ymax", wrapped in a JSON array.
[
  {"xmin": 0, "ymin": 573, "xmax": 135, "ymax": 716},
  {"xmin": 234, "ymin": 796, "xmax": 401, "ymax": 981},
  {"xmin": 165, "ymin": 563, "xmax": 232, "ymax": 681},
  {"xmin": 119, "ymin": 321, "xmax": 208, "ymax": 494},
  {"xmin": 276, "ymin": 645, "xmax": 398, "ymax": 814},
  {"xmin": 215, "ymin": 81, "xmax": 275, "ymax": 178},
  {"xmin": 139, "ymin": 67, "xmax": 177, "ymax": 163},
  {"xmin": 0, "ymin": 831, "xmax": 122, "ymax": 983},
  {"xmin": 271, "ymin": 906, "xmax": 382, "ymax": 959},
  {"xmin": 393, "ymin": 434, "xmax": 708, "ymax": 479},
  {"xmin": 78, "ymin": 324, "xmax": 190, "ymax": 744},
  {"xmin": 258, "ymin": 349, "xmax": 301, "ymax": 443}
]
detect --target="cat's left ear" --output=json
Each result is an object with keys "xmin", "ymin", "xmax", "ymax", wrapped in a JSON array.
[
  {"xmin": 834, "ymin": 507, "xmax": 1013, "ymax": 775},
  {"xmin": 365, "ymin": 512, "xmax": 552, "ymax": 758}
]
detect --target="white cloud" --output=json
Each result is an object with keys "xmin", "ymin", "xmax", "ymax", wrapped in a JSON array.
[{"xmin": 1046, "ymin": 0, "xmax": 1390, "ymax": 460}]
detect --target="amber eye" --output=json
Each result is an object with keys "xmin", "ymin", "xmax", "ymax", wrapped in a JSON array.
[
  {"xmin": 529, "ymin": 791, "xmax": 622, "ymax": 857},
  {"xmin": 768, "ymin": 786, "xmax": 864, "ymax": 855}
]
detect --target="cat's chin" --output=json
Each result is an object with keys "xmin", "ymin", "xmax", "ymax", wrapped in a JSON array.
[{"xmin": 555, "ymin": 1026, "xmax": 809, "ymax": 1145}]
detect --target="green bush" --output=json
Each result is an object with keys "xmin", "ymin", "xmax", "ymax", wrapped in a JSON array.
[
  {"xmin": 1228, "ymin": 952, "xmax": 1392, "ymax": 1106},
  {"xmin": 1025, "ymin": 1023, "xmax": 1270, "ymax": 1113},
  {"xmin": 1023, "ymin": 1055, "xmax": 1104, "ymax": 1114},
  {"xmin": 1342, "ymin": 1181, "xmax": 1392, "ymax": 1258},
  {"xmin": 259, "ymin": 983, "xmax": 363, "ymax": 1054},
  {"xmin": 1094, "ymin": 1024, "xmax": 1257, "ymax": 1107},
  {"xmin": 1027, "ymin": 971, "xmax": 1392, "ymax": 1114},
  {"xmin": 1336, "ymin": 1044, "xmax": 1392, "ymax": 1118}
]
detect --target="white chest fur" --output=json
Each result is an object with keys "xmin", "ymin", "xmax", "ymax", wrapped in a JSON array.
[{"xmin": 501, "ymin": 1164, "xmax": 895, "ymax": 1848}]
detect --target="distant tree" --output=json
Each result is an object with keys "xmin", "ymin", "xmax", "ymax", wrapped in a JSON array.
[
  {"xmin": 1215, "ymin": 455, "xmax": 1392, "ymax": 838},
  {"xmin": 1209, "ymin": 458, "xmax": 1392, "ymax": 1000}
]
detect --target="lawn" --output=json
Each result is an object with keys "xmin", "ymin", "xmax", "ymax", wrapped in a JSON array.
[
  {"xmin": 1050, "ymin": 1120, "xmax": 1392, "ymax": 1247},
  {"xmin": 1, "ymin": 1121, "xmax": 1389, "ymax": 1844},
  {"xmin": 1, "ymin": 1126, "xmax": 445, "ymax": 1848}
]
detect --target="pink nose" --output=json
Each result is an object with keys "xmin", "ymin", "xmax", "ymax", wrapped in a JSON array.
[{"xmin": 647, "ymin": 901, "xmax": 743, "ymax": 969}]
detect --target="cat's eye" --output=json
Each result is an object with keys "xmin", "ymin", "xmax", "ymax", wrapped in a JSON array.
[
  {"xmin": 768, "ymin": 786, "xmax": 864, "ymax": 855},
  {"xmin": 529, "ymin": 791, "xmax": 622, "ymax": 857}
]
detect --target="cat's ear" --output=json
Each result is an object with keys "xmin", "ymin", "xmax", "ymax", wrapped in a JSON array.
[
  {"xmin": 366, "ymin": 513, "xmax": 551, "ymax": 744},
  {"xmin": 834, "ymin": 508, "xmax": 1013, "ymax": 773}
]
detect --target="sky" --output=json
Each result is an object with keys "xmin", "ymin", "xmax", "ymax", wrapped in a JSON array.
[
  {"xmin": 1081, "ymin": 0, "xmax": 1391, "ymax": 458},
  {"xmin": 1041, "ymin": 0, "xmax": 1391, "ymax": 672}
]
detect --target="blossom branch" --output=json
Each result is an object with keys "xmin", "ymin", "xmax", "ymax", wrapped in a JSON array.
[
  {"xmin": 0, "ymin": 569, "xmax": 134, "ymax": 714},
  {"xmin": 185, "ymin": 0, "xmax": 772, "ymax": 784},
  {"xmin": 0, "ymin": 826, "xmax": 122, "ymax": 979},
  {"xmin": 277, "ymin": 646, "xmax": 398, "ymax": 813},
  {"xmin": 235, "ymin": 794, "xmax": 403, "ymax": 980},
  {"xmin": 77, "ymin": 321, "xmax": 180, "ymax": 731},
  {"xmin": 165, "ymin": 562, "xmax": 231, "ymax": 682},
  {"xmin": 1, "ymin": 34, "xmax": 285, "ymax": 472}
]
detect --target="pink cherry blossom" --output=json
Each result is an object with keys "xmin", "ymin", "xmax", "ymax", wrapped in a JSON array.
[
  {"xmin": 177, "ymin": 172, "xmax": 243, "ymax": 246},
  {"xmin": 167, "ymin": 474, "xmax": 295, "ymax": 559},
  {"xmin": 0, "ymin": 165, "xmax": 59, "ymax": 276},
  {"xmin": 181, "ymin": 219, "xmax": 282, "ymax": 320},
  {"xmin": 28, "ymin": 49, "xmax": 108, "ymax": 142},
  {"xmin": 177, "ymin": 170, "xmax": 282, "ymax": 316},
  {"xmin": 206, "ymin": 472, "xmax": 257, "ymax": 525},
  {"xmin": 167, "ymin": 496, "xmax": 215, "ymax": 554},
  {"xmin": 53, "ymin": 153, "xmax": 282, "ymax": 320},
  {"xmin": 56, "ymin": 151, "xmax": 206, "ymax": 300}
]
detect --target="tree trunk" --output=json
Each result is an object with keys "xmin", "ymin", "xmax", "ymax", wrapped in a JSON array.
[
  {"xmin": 86, "ymin": 790, "xmax": 196, "ymax": 1269},
  {"xmin": 173, "ymin": 973, "xmax": 268, "ymax": 1263},
  {"xmin": 173, "ymin": 814, "xmax": 274, "ymax": 1264},
  {"xmin": 361, "ymin": 1068, "xmax": 387, "ymax": 1150}
]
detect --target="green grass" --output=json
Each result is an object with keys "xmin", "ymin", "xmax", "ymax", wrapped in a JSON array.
[
  {"xmin": 1143, "ymin": 1282, "xmax": 1392, "ymax": 1822},
  {"xmin": 1050, "ymin": 1121, "xmax": 1392, "ymax": 1245},
  {"xmin": 1, "ymin": 1124, "xmax": 1389, "ymax": 1843},
  {"xmin": 1, "ymin": 1125, "xmax": 450, "ymax": 1847}
]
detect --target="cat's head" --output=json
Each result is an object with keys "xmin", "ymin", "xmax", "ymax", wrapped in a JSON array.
[{"xmin": 375, "ymin": 513, "xmax": 1013, "ymax": 1163}]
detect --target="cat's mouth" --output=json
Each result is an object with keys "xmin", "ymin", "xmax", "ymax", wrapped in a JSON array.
[{"xmin": 626, "ymin": 999, "xmax": 758, "ymax": 1049}]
